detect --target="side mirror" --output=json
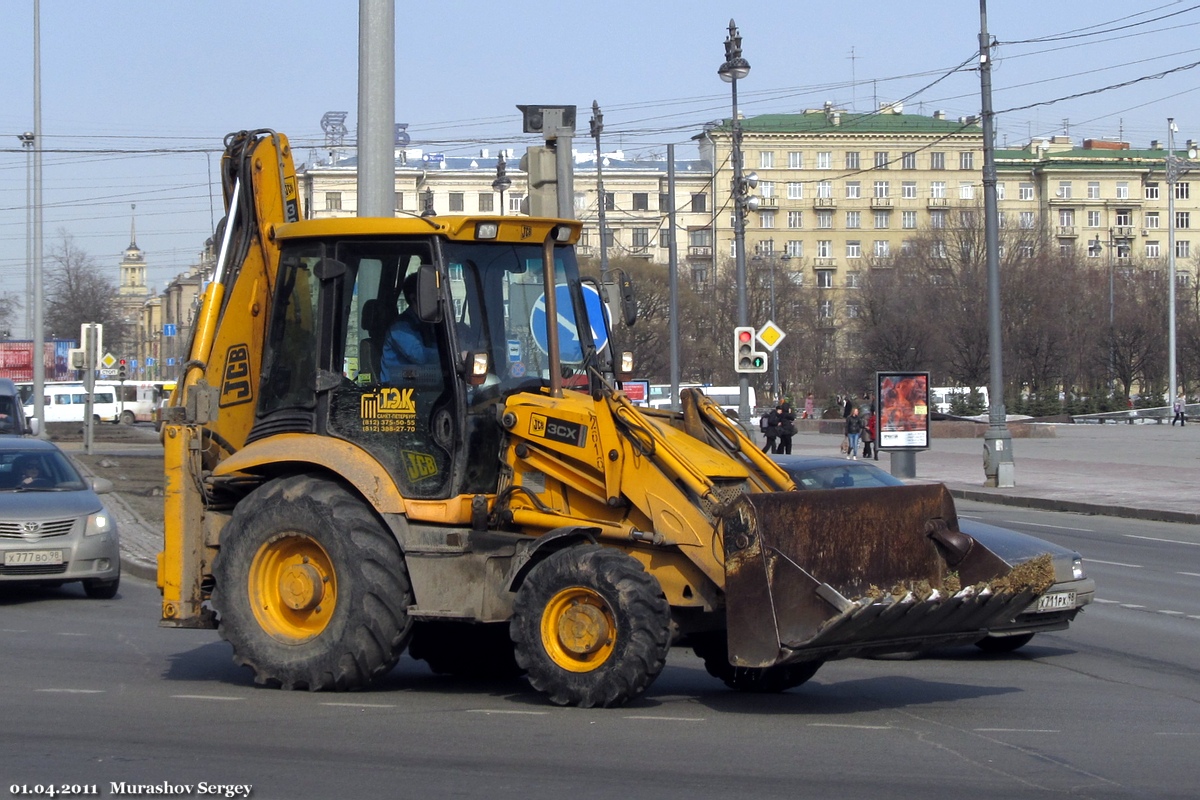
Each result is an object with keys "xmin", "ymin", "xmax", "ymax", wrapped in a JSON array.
[
  {"xmin": 91, "ymin": 477, "xmax": 114, "ymax": 495},
  {"xmin": 27, "ymin": 417, "xmax": 41, "ymax": 437}
]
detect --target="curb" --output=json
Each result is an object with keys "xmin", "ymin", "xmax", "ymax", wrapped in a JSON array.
[{"xmin": 949, "ymin": 488, "xmax": 1200, "ymax": 526}]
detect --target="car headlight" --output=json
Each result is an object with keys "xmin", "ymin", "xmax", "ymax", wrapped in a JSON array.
[
  {"xmin": 85, "ymin": 508, "xmax": 112, "ymax": 537},
  {"xmin": 1072, "ymin": 557, "xmax": 1085, "ymax": 580}
]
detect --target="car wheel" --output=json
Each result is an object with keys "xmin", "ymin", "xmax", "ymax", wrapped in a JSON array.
[
  {"xmin": 83, "ymin": 576, "xmax": 120, "ymax": 599},
  {"xmin": 121, "ymin": 410, "xmax": 135, "ymax": 425},
  {"xmin": 211, "ymin": 475, "xmax": 414, "ymax": 690},
  {"xmin": 409, "ymin": 621, "xmax": 525, "ymax": 679},
  {"xmin": 975, "ymin": 632, "xmax": 1035, "ymax": 653},
  {"xmin": 693, "ymin": 632, "xmax": 822, "ymax": 692},
  {"xmin": 511, "ymin": 545, "xmax": 670, "ymax": 708}
]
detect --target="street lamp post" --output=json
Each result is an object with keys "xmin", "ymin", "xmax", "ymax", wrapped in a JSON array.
[
  {"xmin": 719, "ymin": 19, "xmax": 759, "ymax": 427},
  {"xmin": 19, "ymin": 133, "xmax": 34, "ymax": 339},
  {"xmin": 1165, "ymin": 119, "xmax": 1197, "ymax": 406}
]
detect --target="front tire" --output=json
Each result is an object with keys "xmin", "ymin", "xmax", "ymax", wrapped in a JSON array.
[
  {"xmin": 511, "ymin": 545, "xmax": 670, "ymax": 708},
  {"xmin": 975, "ymin": 632, "xmax": 1035, "ymax": 653},
  {"xmin": 211, "ymin": 475, "xmax": 413, "ymax": 690},
  {"xmin": 693, "ymin": 632, "xmax": 822, "ymax": 692},
  {"xmin": 83, "ymin": 576, "xmax": 120, "ymax": 599}
]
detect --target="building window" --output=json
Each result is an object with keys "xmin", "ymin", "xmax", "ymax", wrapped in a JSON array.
[
  {"xmin": 930, "ymin": 151, "xmax": 946, "ymax": 170},
  {"xmin": 845, "ymin": 152, "xmax": 860, "ymax": 170},
  {"xmin": 902, "ymin": 210, "xmax": 918, "ymax": 229},
  {"xmin": 1059, "ymin": 242, "xmax": 1073, "ymax": 257},
  {"xmin": 786, "ymin": 240, "xmax": 803, "ymax": 257},
  {"xmin": 874, "ymin": 210, "xmax": 890, "ymax": 229},
  {"xmin": 660, "ymin": 193, "xmax": 670, "ymax": 212},
  {"xmin": 632, "ymin": 192, "xmax": 649, "ymax": 211},
  {"xmin": 632, "ymin": 228, "xmax": 650, "ymax": 248},
  {"xmin": 1146, "ymin": 241, "xmax": 1161, "ymax": 258},
  {"xmin": 691, "ymin": 193, "xmax": 707, "ymax": 213},
  {"xmin": 875, "ymin": 151, "xmax": 889, "ymax": 169},
  {"xmin": 817, "ymin": 210, "xmax": 833, "ymax": 229},
  {"xmin": 817, "ymin": 181, "xmax": 833, "ymax": 198},
  {"xmin": 959, "ymin": 210, "xmax": 976, "ymax": 228},
  {"xmin": 787, "ymin": 210, "xmax": 803, "ymax": 228},
  {"xmin": 1058, "ymin": 181, "xmax": 1072, "ymax": 199},
  {"xmin": 930, "ymin": 181, "xmax": 946, "ymax": 199},
  {"xmin": 959, "ymin": 151, "xmax": 974, "ymax": 170},
  {"xmin": 1087, "ymin": 210, "xmax": 1102, "ymax": 227},
  {"xmin": 1113, "ymin": 208, "xmax": 1132, "ymax": 227},
  {"xmin": 760, "ymin": 151, "xmax": 774, "ymax": 169},
  {"xmin": 1059, "ymin": 209, "xmax": 1074, "ymax": 227},
  {"xmin": 873, "ymin": 181, "xmax": 890, "ymax": 198},
  {"xmin": 846, "ymin": 303, "xmax": 860, "ymax": 319},
  {"xmin": 688, "ymin": 228, "xmax": 711, "ymax": 247},
  {"xmin": 845, "ymin": 181, "xmax": 861, "ymax": 199},
  {"xmin": 1116, "ymin": 181, "xmax": 1129, "ymax": 200},
  {"xmin": 846, "ymin": 241, "xmax": 861, "ymax": 259},
  {"xmin": 604, "ymin": 192, "xmax": 615, "ymax": 211},
  {"xmin": 760, "ymin": 181, "xmax": 775, "ymax": 198},
  {"xmin": 1087, "ymin": 182, "xmax": 1100, "ymax": 200},
  {"xmin": 787, "ymin": 182, "xmax": 803, "ymax": 200},
  {"xmin": 902, "ymin": 181, "xmax": 917, "ymax": 199},
  {"xmin": 845, "ymin": 211, "xmax": 861, "ymax": 229},
  {"xmin": 757, "ymin": 239, "xmax": 776, "ymax": 255},
  {"xmin": 1088, "ymin": 238, "xmax": 1104, "ymax": 259},
  {"xmin": 446, "ymin": 192, "xmax": 463, "ymax": 212},
  {"xmin": 816, "ymin": 270, "xmax": 834, "ymax": 288},
  {"xmin": 1177, "ymin": 240, "xmax": 1191, "ymax": 258},
  {"xmin": 760, "ymin": 211, "xmax": 776, "ymax": 229},
  {"xmin": 959, "ymin": 181, "xmax": 975, "ymax": 200},
  {"xmin": 817, "ymin": 152, "xmax": 832, "ymax": 170},
  {"xmin": 325, "ymin": 191, "xmax": 342, "ymax": 211},
  {"xmin": 478, "ymin": 192, "xmax": 494, "ymax": 212},
  {"xmin": 788, "ymin": 151, "xmax": 803, "ymax": 169},
  {"xmin": 818, "ymin": 299, "xmax": 833, "ymax": 318},
  {"xmin": 874, "ymin": 240, "xmax": 890, "ymax": 257},
  {"xmin": 394, "ymin": 191, "xmax": 404, "ymax": 211},
  {"xmin": 1019, "ymin": 182, "xmax": 1034, "ymax": 200},
  {"xmin": 1019, "ymin": 211, "xmax": 1035, "ymax": 229},
  {"xmin": 996, "ymin": 182, "xmax": 1006, "ymax": 200},
  {"xmin": 846, "ymin": 271, "xmax": 860, "ymax": 288},
  {"xmin": 931, "ymin": 210, "xmax": 948, "ymax": 228},
  {"xmin": 1177, "ymin": 211, "xmax": 1191, "ymax": 229},
  {"xmin": 509, "ymin": 193, "xmax": 525, "ymax": 214},
  {"xmin": 1145, "ymin": 183, "xmax": 1160, "ymax": 200},
  {"xmin": 1177, "ymin": 183, "xmax": 1191, "ymax": 200},
  {"xmin": 1146, "ymin": 212, "xmax": 1160, "ymax": 229},
  {"xmin": 902, "ymin": 151, "xmax": 917, "ymax": 170},
  {"xmin": 817, "ymin": 240, "xmax": 833, "ymax": 258}
]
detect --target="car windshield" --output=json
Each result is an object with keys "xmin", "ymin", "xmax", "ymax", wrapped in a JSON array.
[
  {"xmin": 0, "ymin": 449, "xmax": 87, "ymax": 492},
  {"xmin": 789, "ymin": 463, "xmax": 904, "ymax": 490}
]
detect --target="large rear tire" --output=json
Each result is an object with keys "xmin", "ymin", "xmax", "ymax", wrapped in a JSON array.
[
  {"xmin": 693, "ymin": 632, "xmax": 822, "ymax": 693},
  {"xmin": 511, "ymin": 545, "xmax": 670, "ymax": 708},
  {"xmin": 211, "ymin": 475, "xmax": 413, "ymax": 690}
]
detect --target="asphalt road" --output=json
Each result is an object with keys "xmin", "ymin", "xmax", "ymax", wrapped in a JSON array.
[{"xmin": 1, "ymin": 502, "xmax": 1196, "ymax": 800}]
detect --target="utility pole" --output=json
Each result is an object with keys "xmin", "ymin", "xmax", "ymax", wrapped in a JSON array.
[
  {"xmin": 32, "ymin": 0, "xmax": 46, "ymax": 435},
  {"xmin": 590, "ymin": 101, "xmax": 610, "ymax": 287},
  {"xmin": 979, "ymin": 0, "xmax": 1015, "ymax": 487},
  {"xmin": 357, "ymin": 0, "xmax": 395, "ymax": 218},
  {"xmin": 668, "ymin": 143, "xmax": 681, "ymax": 410}
]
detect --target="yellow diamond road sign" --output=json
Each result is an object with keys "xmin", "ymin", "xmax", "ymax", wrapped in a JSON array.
[
  {"xmin": 757, "ymin": 321, "xmax": 786, "ymax": 352},
  {"xmin": 101, "ymin": 352, "xmax": 117, "ymax": 369}
]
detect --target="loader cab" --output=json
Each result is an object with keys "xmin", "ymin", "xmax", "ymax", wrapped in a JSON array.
[{"xmin": 256, "ymin": 217, "xmax": 600, "ymax": 501}]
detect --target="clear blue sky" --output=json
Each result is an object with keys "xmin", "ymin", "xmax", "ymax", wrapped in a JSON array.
[{"xmin": 3, "ymin": 0, "xmax": 1200, "ymax": 332}]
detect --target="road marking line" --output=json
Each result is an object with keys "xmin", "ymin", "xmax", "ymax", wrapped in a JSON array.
[
  {"xmin": 1125, "ymin": 534, "xmax": 1200, "ymax": 547},
  {"xmin": 974, "ymin": 728, "xmax": 1061, "ymax": 733},
  {"xmin": 1155, "ymin": 731, "xmax": 1200, "ymax": 736},
  {"xmin": 1089, "ymin": 559, "xmax": 1143, "ymax": 568},
  {"xmin": 465, "ymin": 709, "xmax": 549, "ymax": 715},
  {"xmin": 1189, "ymin": 615, "xmax": 1200, "ymax": 621},
  {"xmin": 320, "ymin": 702, "xmax": 396, "ymax": 708},
  {"xmin": 1179, "ymin": 572, "xmax": 1200, "ymax": 578},
  {"xmin": 56, "ymin": 632, "xmax": 90, "ymax": 637},
  {"xmin": 809, "ymin": 723, "xmax": 893, "ymax": 730},
  {"xmin": 36, "ymin": 688, "xmax": 103, "ymax": 694},
  {"xmin": 171, "ymin": 694, "xmax": 243, "ymax": 701},
  {"xmin": 1094, "ymin": 598, "xmax": 1120, "ymax": 604},
  {"xmin": 1121, "ymin": 604, "xmax": 1146, "ymax": 609},
  {"xmin": 1157, "ymin": 610, "xmax": 1187, "ymax": 616},
  {"xmin": 1009, "ymin": 520, "xmax": 1094, "ymax": 532},
  {"xmin": 624, "ymin": 715, "xmax": 705, "ymax": 722}
]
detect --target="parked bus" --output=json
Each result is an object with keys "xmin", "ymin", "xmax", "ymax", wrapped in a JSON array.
[
  {"xmin": 98, "ymin": 380, "xmax": 172, "ymax": 424},
  {"xmin": 19, "ymin": 382, "xmax": 121, "ymax": 424},
  {"xmin": 647, "ymin": 384, "xmax": 756, "ymax": 415},
  {"xmin": 929, "ymin": 386, "xmax": 989, "ymax": 415}
]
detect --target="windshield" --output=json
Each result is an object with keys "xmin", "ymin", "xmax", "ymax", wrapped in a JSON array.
[
  {"xmin": 0, "ymin": 449, "xmax": 87, "ymax": 491},
  {"xmin": 789, "ymin": 463, "xmax": 904, "ymax": 490},
  {"xmin": 442, "ymin": 240, "xmax": 593, "ymax": 393}
]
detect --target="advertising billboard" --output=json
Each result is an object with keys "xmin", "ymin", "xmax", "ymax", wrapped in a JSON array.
[{"xmin": 876, "ymin": 371, "xmax": 930, "ymax": 450}]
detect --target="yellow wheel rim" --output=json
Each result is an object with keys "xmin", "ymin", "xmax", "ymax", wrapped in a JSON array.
[
  {"xmin": 248, "ymin": 533, "xmax": 337, "ymax": 644},
  {"xmin": 540, "ymin": 586, "xmax": 616, "ymax": 672}
]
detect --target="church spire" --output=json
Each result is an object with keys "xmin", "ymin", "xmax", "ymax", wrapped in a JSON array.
[{"xmin": 130, "ymin": 203, "xmax": 137, "ymax": 248}]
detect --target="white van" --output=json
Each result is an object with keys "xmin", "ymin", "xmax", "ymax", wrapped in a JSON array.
[{"xmin": 20, "ymin": 383, "xmax": 120, "ymax": 424}]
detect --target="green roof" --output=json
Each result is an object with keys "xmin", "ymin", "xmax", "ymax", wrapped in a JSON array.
[{"xmin": 709, "ymin": 112, "xmax": 980, "ymax": 136}]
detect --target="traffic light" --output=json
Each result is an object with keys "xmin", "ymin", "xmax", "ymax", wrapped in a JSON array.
[
  {"xmin": 118, "ymin": 359, "xmax": 128, "ymax": 382},
  {"xmin": 734, "ymin": 326, "xmax": 767, "ymax": 373}
]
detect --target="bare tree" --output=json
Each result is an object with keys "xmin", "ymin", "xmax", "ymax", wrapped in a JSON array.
[
  {"xmin": 0, "ymin": 293, "xmax": 19, "ymax": 338},
  {"xmin": 44, "ymin": 231, "xmax": 125, "ymax": 344}
]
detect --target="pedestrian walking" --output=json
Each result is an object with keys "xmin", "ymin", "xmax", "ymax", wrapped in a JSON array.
[
  {"xmin": 862, "ymin": 408, "xmax": 877, "ymax": 459},
  {"xmin": 802, "ymin": 392, "xmax": 815, "ymax": 420},
  {"xmin": 1172, "ymin": 394, "xmax": 1187, "ymax": 426},
  {"xmin": 774, "ymin": 402, "xmax": 796, "ymax": 454},
  {"xmin": 845, "ymin": 406, "xmax": 864, "ymax": 459},
  {"xmin": 841, "ymin": 394, "xmax": 854, "ymax": 419},
  {"xmin": 760, "ymin": 407, "xmax": 780, "ymax": 453}
]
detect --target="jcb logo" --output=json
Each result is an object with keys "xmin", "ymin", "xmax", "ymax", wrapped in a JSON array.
[
  {"xmin": 529, "ymin": 413, "xmax": 587, "ymax": 448},
  {"xmin": 521, "ymin": 225, "xmax": 533, "ymax": 239},
  {"xmin": 219, "ymin": 344, "xmax": 253, "ymax": 407},
  {"xmin": 402, "ymin": 450, "xmax": 438, "ymax": 483}
]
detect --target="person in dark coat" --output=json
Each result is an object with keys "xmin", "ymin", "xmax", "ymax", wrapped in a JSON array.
[
  {"xmin": 774, "ymin": 402, "xmax": 796, "ymax": 454},
  {"xmin": 759, "ymin": 406, "xmax": 780, "ymax": 453},
  {"xmin": 845, "ymin": 406, "xmax": 864, "ymax": 459}
]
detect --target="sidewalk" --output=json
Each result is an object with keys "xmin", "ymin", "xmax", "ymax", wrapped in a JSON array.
[{"xmin": 81, "ymin": 420, "xmax": 1200, "ymax": 585}]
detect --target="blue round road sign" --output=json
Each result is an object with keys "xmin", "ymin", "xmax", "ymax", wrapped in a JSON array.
[{"xmin": 529, "ymin": 284, "xmax": 609, "ymax": 363}]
